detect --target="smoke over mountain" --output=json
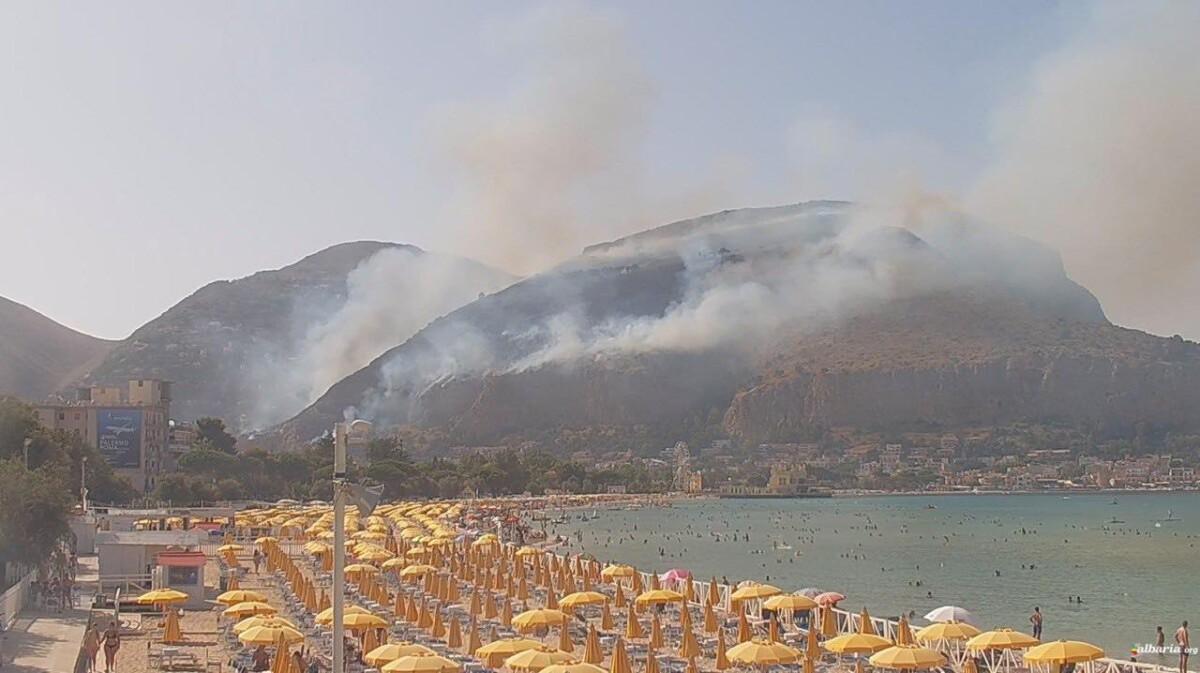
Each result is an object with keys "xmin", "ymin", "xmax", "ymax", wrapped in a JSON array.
[{"xmin": 968, "ymin": 1, "xmax": 1200, "ymax": 339}]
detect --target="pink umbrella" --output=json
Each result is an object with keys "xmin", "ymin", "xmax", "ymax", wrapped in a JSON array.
[
  {"xmin": 815, "ymin": 591, "xmax": 845, "ymax": 606},
  {"xmin": 659, "ymin": 569, "xmax": 691, "ymax": 582}
]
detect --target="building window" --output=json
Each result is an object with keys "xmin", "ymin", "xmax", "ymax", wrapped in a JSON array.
[
  {"xmin": 166, "ymin": 566, "xmax": 198, "ymax": 586},
  {"xmin": 74, "ymin": 413, "xmax": 81, "ymax": 421},
  {"xmin": 138, "ymin": 380, "xmax": 144, "ymax": 387},
  {"xmin": 58, "ymin": 413, "xmax": 64, "ymax": 420}
]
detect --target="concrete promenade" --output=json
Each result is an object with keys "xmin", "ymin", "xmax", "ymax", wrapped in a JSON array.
[{"xmin": 0, "ymin": 557, "xmax": 96, "ymax": 673}]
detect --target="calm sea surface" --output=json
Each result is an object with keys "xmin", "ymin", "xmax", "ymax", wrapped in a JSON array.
[{"xmin": 548, "ymin": 493, "xmax": 1200, "ymax": 659}]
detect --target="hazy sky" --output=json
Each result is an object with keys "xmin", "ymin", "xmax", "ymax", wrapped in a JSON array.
[{"xmin": 2, "ymin": 2, "xmax": 1195, "ymax": 340}]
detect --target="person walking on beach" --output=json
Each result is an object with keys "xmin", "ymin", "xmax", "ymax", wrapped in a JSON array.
[
  {"xmin": 83, "ymin": 623, "xmax": 101, "ymax": 673},
  {"xmin": 1030, "ymin": 607, "xmax": 1043, "ymax": 640},
  {"xmin": 100, "ymin": 621, "xmax": 120, "ymax": 673},
  {"xmin": 1175, "ymin": 621, "xmax": 1188, "ymax": 673}
]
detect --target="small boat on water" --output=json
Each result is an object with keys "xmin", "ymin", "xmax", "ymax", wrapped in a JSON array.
[
  {"xmin": 1155, "ymin": 509, "xmax": 1181, "ymax": 524},
  {"xmin": 1107, "ymin": 517, "xmax": 1125, "ymax": 524}
]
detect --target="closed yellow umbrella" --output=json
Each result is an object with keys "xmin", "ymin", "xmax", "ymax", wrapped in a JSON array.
[
  {"xmin": 915, "ymin": 622, "xmax": 981, "ymax": 643},
  {"xmin": 513, "ymin": 608, "xmax": 570, "ymax": 633},
  {"xmin": 505, "ymin": 645, "xmax": 575, "ymax": 672},
  {"xmin": 486, "ymin": 592, "xmax": 500, "ymax": 619},
  {"xmin": 894, "ymin": 615, "xmax": 913, "ymax": 646},
  {"xmin": 559, "ymin": 622, "xmax": 575, "ymax": 653},
  {"xmin": 417, "ymin": 600, "xmax": 434, "ymax": 629},
  {"xmin": 223, "ymin": 601, "xmax": 277, "ymax": 618},
  {"xmin": 645, "ymin": 646, "xmax": 660, "ymax": 673},
  {"xmin": 707, "ymin": 579, "xmax": 720, "ymax": 607},
  {"xmin": 966, "ymin": 628, "xmax": 1040, "ymax": 651},
  {"xmin": 869, "ymin": 645, "xmax": 947, "ymax": 670},
  {"xmin": 162, "ymin": 609, "xmax": 183, "ymax": 644},
  {"xmin": 216, "ymin": 589, "xmax": 268, "ymax": 605},
  {"xmin": 857, "ymin": 608, "xmax": 875, "ymax": 636},
  {"xmin": 611, "ymin": 638, "xmax": 632, "ymax": 673},
  {"xmin": 823, "ymin": 633, "xmax": 892, "ymax": 655},
  {"xmin": 363, "ymin": 629, "xmax": 381, "ymax": 659},
  {"xmin": 715, "ymin": 630, "xmax": 730, "ymax": 671},
  {"xmin": 365, "ymin": 643, "xmax": 438, "ymax": 667},
  {"xmin": 475, "ymin": 638, "xmax": 542, "ymax": 668},
  {"xmin": 821, "ymin": 606, "xmax": 837, "ymax": 637},
  {"xmin": 614, "ymin": 588, "xmax": 626, "ymax": 609},
  {"xmin": 238, "ymin": 623, "xmax": 305, "ymax": 646},
  {"xmin": 447, "ymin": 615, "xmax": 463, "ymax": 649},
  {"xmin": 726, "ymin": 639, "xmax": 802, "ymax": 666},
  {"xmin": 805, "ymin": 624, "xmax": 820, "ymax": 659},
  {"xmin": 625, "ymin": 606, "xmax": 643, "ymax": 640},
  {"xmin": 382, "ymin": 653, "xmax": 463, "ymax": 673},
  {"xmin": 431, "ymin": 609, "xmax": 447, "ymax": 638},
  {"xmin": 1023, "ymin": 640, "xmax": 1104, "ymax": 665},
  {"xmin": 677, "ymin": 619, "xmax": 701, "ymax": 659},
  {"xmin": 601, "ymin": 602, "xmax": 614, "ymax": 631},
  {"xmin": 729, "ymin": 584, "xmax": 782, "ymax": 603},
  {"xmin": 584, "ymin": 625, "xmax": 603, "ymax": 664},
  {"xmin": 649, "ymin": 614, "xmax": 664, "ymax": 649},
  {"xmin": 703, "ymin": 603, "xmax": 718, "ymax": 634},
  {"xmin": 762, "ymin": 595, "xmax": 818, "ymax": 612},
  {"xmin": 736, "ymin": 611, "xmax": 751, "ymax": 643},
  {"xmin": 468, "ymin": 617, "xmax": 484, "ymax": 655},
  {"xmin": 271, "ymin": 631, "xmax": 293, "ymax": 673}
]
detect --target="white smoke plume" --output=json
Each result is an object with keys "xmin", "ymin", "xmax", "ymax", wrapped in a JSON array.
[
  {"xmin": 967, "ymin": 1, "xmax": 1200, "ymax": 339},
  {"xmin": 247, "ymin": 246, "xmax": 512, "ymax": 427}
]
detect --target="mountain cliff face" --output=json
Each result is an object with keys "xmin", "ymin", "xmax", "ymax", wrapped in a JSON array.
[
  {"xmin": 279, "ymin": 201, "xmax": 1195, "ymax": 445},
  {"xmin": 0, "ymin": 296, "xmax": 116, "ymax": 399},
  {"xmin": 84, "ymin": 242, "xmax": 514, "ymax": 425}
]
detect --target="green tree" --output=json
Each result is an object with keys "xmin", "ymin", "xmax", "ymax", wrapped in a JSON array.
[
  {"xmin": 195, "ymin": 417, "xmax": 238, "ymax": 454},
  {"xmin": 0, "ymin": 459, "xmax": 73, "ymax": 586}
]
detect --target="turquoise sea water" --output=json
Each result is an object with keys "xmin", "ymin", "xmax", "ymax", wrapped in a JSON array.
[{"xmin": 548, "ymin": 493, "xmax": 1199, "ymax": 659}]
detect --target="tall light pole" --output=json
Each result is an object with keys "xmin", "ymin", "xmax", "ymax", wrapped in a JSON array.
[
  {"xmin": 81, "ymin": 456, "xmax": 88, "ymax": 509},
  {"xmin": 331, "ymin": 419, "xmax": 372, "ymax": 673},
  {"xmin": 22, "ymin": 438, "xmax": 32, "ymax": 470}
]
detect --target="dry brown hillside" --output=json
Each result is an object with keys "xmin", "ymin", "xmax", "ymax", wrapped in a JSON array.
[{"xmin": 0, "ymin": 296, "xmax": 115, "ymax": 399}]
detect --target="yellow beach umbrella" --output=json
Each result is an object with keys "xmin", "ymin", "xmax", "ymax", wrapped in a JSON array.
[
  {"xmin": 601, "ymin": 565, "xmax": 636, "ymax": 581},
  {"xmin": 823, "ymin": 633, "xmax": 892, "ymax": 655},
  {"xmin": 216, "ymin": 589, "xmax": 268, "ymax": 606},
  {"xmin": 561, "ymin": 591, "xmax": 607, "ymax": 609},
  {"xmin": 625, "ymin": 606, "xmax": 643, "ymax": 640},
  {"xmin": 345, "ymin": 563, "xmax": 380, "ymax": 576},
  {"xmin": 966, "ymin": 628, "xmax": 1040, "ymax": 651},
  {"xmin": 238, "ymin": 623, "xmax": 305, "ymax": 646},
  {"xmin": 217, "ymin": 544, "xmax": 244, "ymax": 553},
  {"xmin": 857, "ymin": 608, "xmax": 876, "ymax": 636},
  {"xmin": 162, "ymin": 609, "xmax": 183, "ymax": 644},
  {"xmin": 505, "ymin": 645, "xmax": 575, "ymax": 672},
  {"xmin": 475, "ymin": 637, "xmax": 542, "ymax": 668},
  {"xmin": 729, "ymin": 584, "xmax": 782, "ymax": 603},
  {"xmin": 468, "ymin": 617, "xmax": 484, "ymax": 655},
  {"xmin": 233, "ymin": 616, "xmax": 296, "ymax": 635},
  {"xmin": 677, "ymin": 620, "xmax": 701, "ymax": 659},
  {"xmin": 381, "ymin": 653, "xmax": 462, "ymax": 673},
  {"xmin": 447, "ymin": 615, "xmax": 463, "ymax": 649},
  {"xmin": 513, "ymin": 608, "xmax": 570, "ymax": 633},
  {"xmin": 343, "ymin": 613, "xmax": 389, "ymax": 631},
  {"xmin": 315, "ymin": 604, "xmax": 373, "ymax": 625},
  {"xmin": 223, "ymin": 601, "xmax": 277, "ymax": 618},
  {"xmin": 600, "ymin": 602, "xmax": 614, "ymax": 631},
  {"xmin": 271, "ymin": 632, "xmax": 293, "ymax": 673},
  {"xmin": 762, "ymin": 594, "xmax": 818, "ymax": 612},
  {"xmin": 1023, "ymin": 640, "xmax": 1104, "ymax": 665},
  {"xmin": 635, "ymin": 590, "xmax": 684, "ymax": 607},
  {"xmin": 649, "ymin": 614, "xmax": 664, "ymax": 649},
  {"xmin": 137, "ymin": 588, "xmax": 189, "ymax": 605},
  {"xmin": 715, "ymin": 630, "xmax": 730, "ymax": 671},
  {"xmin": 431, "ymin": 608, "xmax": 446, "ymax": 638},
  {"xmin": 365, "ymin": 642, "xmax": 437, "ymax": 667},
  {"xmin": 559, "ymin": 621, "xmax": 575, "ymax": 653},
  {"xmin": 645, "ymin": 647, "xmax": 660, "ymax": 673},
  {"xmin": 726, "ymin": 639, "xmax": 802, "ymax": 666},
  {"xmin": 611, "ymin": 638, "xmax": 632, "ymax": 673},
  {"xmin": 821, "ymin": 606, "xmax": 837, "ymax": 637},
  {"xmin": 894, "ymin": 615, "xmax": 913, "ymax": 646},
  {"xmin": 543, "ymin": 663, "xmax": 608, "ymax": 673},
  {"xmin": 915, "ymin": 622, "xmax": 981, "ymax": 643},
  {"xmin": 703, "ymin": 603, "xmax": 718, "ymax": 634},
  {"xmin": 736, "ymin": 611, "xmax": 751, "ymax": 643},
  {"xmin": 401, "ymin": 564, "xmax": 437, "ymax": 578},
  {"xmin": 869, "ymin": 645, "xmax": 947, "ymax": 670}
]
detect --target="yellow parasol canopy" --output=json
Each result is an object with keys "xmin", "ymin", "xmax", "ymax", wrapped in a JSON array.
[
  {"xmin": 729, "ymin": 584, "xmax": 782, "ymax": 603},
  {"xmin": 822, "ymin": 633, "xmax": 893, "ymax": 655},
  {"xmin": 222, "ymin": 601, "xmax": 277, "ymax": 618},
  {"xmin": 315, "ymin": 604, "xmax": 373, "ymax": 624},
  {"xmin": 634, "ymin": 590, "xmax": 684, "ymax": 607},
  {"xmin": 726, "ymin": 639, "xmax": 802, "ymax": 666},
  {"xmin": 868, "ymin": 645, "xmax": 948, "ymax": 670},
  {"xmin": 966, "ymin": 628, "xmax": 1041, "ymax": 651},
  {"xmin": 915, "ymin": 622, "xmax": 981, "ymax": 643},
  {"xmin": 542, "ymin": 663, "xmax": 608, "ymax": 673},
  {"xmin": 216, "ymin": 589, "xmax": 268, "ymax": 605},
  {"xmin": 233, "ymin": 616, "xmax": 296, "ymax": 635},
  {"xmin": 762, "ymin": 594, "xmax": 818, "ymax": 612},
  {"xmin": 401, "ymin": 564, "xmax": 438, "ymax": 578},
  {"xmin": 505, "ymin": 646, "xmax": 575, "ymax": 672},
  {"xmin": 136, "ymin": 588, "xmax": 189, "ymax": 605},
  {"xmin": 475, "ymin": 638, "xmax": 542, "ymax": 668},
  {"xmin": 342, "ymin": 612, "xmax": 389, "ymax": 631},
  {"xmin": 560, "ymin": 592, "xmax": 607, "ymax": 609},
  {"xmin": 601, "ymin": 565, "xmax": 636, "ymax": 580},
  {"xmin": 512, "ymin": 608, "xmax": 570, "ymax": 632},
  {"xmin": 1023, "ymin": 640, "xmax": 1105, "ymax": 664},
  {"xmin": 238, "ymin": 623, "xmax": 305, "ymax": 646},
  {"xmin": 162, "ymin": 609, "xmax": 183, "ymax": 644},
  {"xmin": 381, "ymin": 653, "xmax": 463, "ymax": 673},
  {"xmin": 365, "ymin": 642, "xmax": 438, "ymax": 667}
]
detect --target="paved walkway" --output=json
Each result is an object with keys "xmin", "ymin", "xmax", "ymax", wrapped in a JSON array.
[{"xmin": 0, "ymin": 557, "xmax": 97, "ymax": 673}]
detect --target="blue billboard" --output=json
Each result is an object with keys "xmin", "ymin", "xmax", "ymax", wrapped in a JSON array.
[{"xmin": 96, "ymin": 408, "xmax": 142, "ymax": 468}]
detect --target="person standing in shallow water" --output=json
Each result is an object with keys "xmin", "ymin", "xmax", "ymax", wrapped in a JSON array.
[
  {"xmin": 1175, "ymin": 621, "xmax": 1188, "ymax": 673},
  {"xmin": 1030, "ymin": 606, "xmax": 1043, "ymax": 639}
]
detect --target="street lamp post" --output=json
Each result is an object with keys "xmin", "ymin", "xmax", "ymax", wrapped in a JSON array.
[
  {"xmin": 22, "ymin": 438, "xmax": 32, "ymax": 470},
  {"xmin": 81, "ymin": 456, "xmax": 88, "ymax": 509},
  {"xmin": 331, "ymin": 422, "xmax": 348, "ymax": 673}
]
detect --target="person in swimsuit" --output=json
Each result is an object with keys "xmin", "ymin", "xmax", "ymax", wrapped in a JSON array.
[
  {"xmin": 1030, "ymin": 607, "xmax": 1043, "ymax": 639},
  {"xmin": 1176, "ymin": 621, "xmax": 1189, "ymax": 673},
  {"xmin": 83, "ymin": 624, "xmax": 101, "ymax": 673},
  {"xmin": 101, "ymin": 621, "xmax": 121, "ymax": 673}
]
